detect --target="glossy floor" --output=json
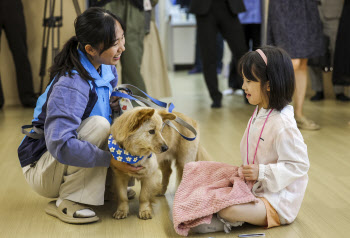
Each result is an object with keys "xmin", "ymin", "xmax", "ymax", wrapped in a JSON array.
[{"xmin": 0, "ymin": 71, "xmax": 349, "ymax": 238}]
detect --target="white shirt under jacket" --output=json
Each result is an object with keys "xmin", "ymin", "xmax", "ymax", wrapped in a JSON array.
[{"xmin": 240, "ymin": 105, "xmax": 310, "ymax": 224}]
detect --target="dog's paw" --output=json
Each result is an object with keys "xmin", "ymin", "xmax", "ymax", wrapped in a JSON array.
[
  {"xmin": 113, "ymin": 209, "xmax": 129, "ymax": 219},
  {"xmin": 139, "ymin": 209, "xmax": 153, "ymax": 220}
]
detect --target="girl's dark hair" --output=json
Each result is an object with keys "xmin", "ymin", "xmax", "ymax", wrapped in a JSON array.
[
  {"xmin": 49, "ymin": 7, "xmax": 125, "ymax": 82},
  {"xmin": 238, "ymin": 45, "xmax": 295, "ymax": 111}
]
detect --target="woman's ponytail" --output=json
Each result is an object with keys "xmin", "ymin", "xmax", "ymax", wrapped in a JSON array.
[
  {"xmin": 48, "ymin": 36, "xmax": 94, "ymax": 83},
  {"xmin": 48, "ymin": 7, "xmax": 125, "ymax": 84}
]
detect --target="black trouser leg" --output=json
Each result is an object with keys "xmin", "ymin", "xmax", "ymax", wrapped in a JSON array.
[
  {"xmin": 193, "ymin": 29, "xmax": 203, "ymax": 71},
  {"xmin": 245, "ymin": 24, "xmax": 261, "ymax": 50},
  {"xmin": 216, "ymin": 3, "xmax": 247, "ymax": 90},
  {"xmin": 196, "ymin": 14, "xmax": 222, "ymax": 103},
  {"xmin": 195, "ymin": 30, "xmax": 224, "ymax": 72},
  {"xmin": 228, "ymin": 57, "xmax": 240, "ymax": 89},
  {"xmin": 229, "ymin": 24, "xmax": 261, "ymax": 89},
  {"xmin": 216, "ymin": 33, "xmax": 224, "ymax": 70},
  {"xmin": 3, "ymin": 0, "xmax": 35, "ymax": 103},
  {"xmin": 0, "ymin": 2, "xmax": 5, "ymax": 107}
]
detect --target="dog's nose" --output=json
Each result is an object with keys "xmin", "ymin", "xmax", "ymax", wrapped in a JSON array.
[{"xmin": 161, "ymin": 144, "xmax": 168, "ymax": 152}]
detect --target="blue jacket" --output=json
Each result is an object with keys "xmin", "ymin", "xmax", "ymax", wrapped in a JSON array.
[
  {"xmin": 238, "ymin": 0, "xmax": 261, "ymax": 24},
  {"xmin": 18, "ymin": 50, "xmax": 117, "ymax": 168}
]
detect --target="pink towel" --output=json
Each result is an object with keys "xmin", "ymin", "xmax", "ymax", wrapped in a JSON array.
[{"xmin": 173, "ymin": 161, "xmax": 258, "ymax": 236}]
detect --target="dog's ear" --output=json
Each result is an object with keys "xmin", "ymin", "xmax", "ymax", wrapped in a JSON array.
[
  {"xmin": 158, "ymin": 110, "xmax": 177, "ymax": 121},
  {"xmin": 129, "ymin": 108, "xmax": 155, "ymax": 132}
]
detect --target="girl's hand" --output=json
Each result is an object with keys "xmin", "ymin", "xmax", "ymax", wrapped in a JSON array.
[
  {"xmin": 110, "ymin": 156, "xmax": 143, "ymax": 173},
  {"xmin": 242, "ymin": 164, "xmax": 259, "ymax": 181}
]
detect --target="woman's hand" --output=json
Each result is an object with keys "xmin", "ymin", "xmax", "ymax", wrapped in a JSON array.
[
  {"xmin": 109, "ymin": 90, "xmax": 128, "ymax": 112},
  {"xmin": 110, "ymin": 156, "xmax": 143, "ymax": 173},
  {"xmin": 109, "ymin": 95, "xmax": 121, "ymax": 112},
  {"xmin": 242, "ymin": 164, "xmax": 259, "ymax": 181}
]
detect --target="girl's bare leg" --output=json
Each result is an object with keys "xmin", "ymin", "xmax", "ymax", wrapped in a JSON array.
[{"xmin": 218, "ymin": 198, "xmax": 267, "ymax": 226}]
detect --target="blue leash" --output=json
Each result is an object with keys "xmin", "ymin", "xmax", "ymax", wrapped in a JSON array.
[
  {"xmin": 112, "ymin": 84, "xmax": 197, "ymax": 141},
  {"xmin": 111, "ymin": 84, "xmax": 175, "ymax": 113}
]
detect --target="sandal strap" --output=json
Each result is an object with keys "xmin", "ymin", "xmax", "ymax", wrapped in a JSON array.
[
  {"xmin": 58, "ymin": 200, "xmax": 93, "ymax": 217},
  {"xmin": 296, "ymin": 117, "xmax": 320, "ymax": 130}
]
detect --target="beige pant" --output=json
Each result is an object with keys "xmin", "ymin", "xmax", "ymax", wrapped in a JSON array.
[{"xmin": 24, "ymin": 116, "xmax": 110, "ymax": 206}]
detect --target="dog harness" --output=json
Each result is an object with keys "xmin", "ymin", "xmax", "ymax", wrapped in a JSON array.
[{"xmin": 108, "ymin": 134, "xmax": 151, "ymax": 164}]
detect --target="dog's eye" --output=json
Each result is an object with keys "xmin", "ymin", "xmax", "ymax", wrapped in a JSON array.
[{"xmin": 149, "ymin": 130, "xmax": 155, "ymax": 135}]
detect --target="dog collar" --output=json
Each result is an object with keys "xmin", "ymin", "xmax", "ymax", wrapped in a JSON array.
[{"xmin": 108, "ymin": 134, "xmax": 151, "ymax": 164}]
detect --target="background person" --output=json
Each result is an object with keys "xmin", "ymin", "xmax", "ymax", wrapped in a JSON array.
[
  {"xmin": 105, "ymin": 0, "xmax": 159, "ymax": 93},
  {"xmin": 308, "ymin": 0, "xmax": 350, "ymax": 102},
  {"xmin": 267, "ymin": 0, "xmax": 324, "ymax": 130},
  {"xmin": 333, "ymin": 0, "xmax": 350, "ymax": 91},
  {"xmin": 224, "ymin": 0, "xmax": 262, "ymax": 97},
  {"xmin": 0, "ymin": 0, "xmax": 37, "ymax": 108},
  {"xmin": 189, "ymin": 0, "xmax": 247, "ymax": 108}
]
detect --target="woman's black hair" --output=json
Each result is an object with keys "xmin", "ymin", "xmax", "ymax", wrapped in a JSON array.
[
  {"xmin": 48, "ymin": 7, "xmax": 125, "ymax": 82},
  {"xmin": 238, "ymin": 45, "xmax": 295, "ymax": 111}
]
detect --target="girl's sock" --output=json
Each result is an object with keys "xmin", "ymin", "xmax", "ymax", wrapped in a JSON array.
[
  {"xmin": 190, "ymin": 213, "xmax": 245, "ymax": 234},
  {"xmin": 217, "ymin": 213, "xmax": 244, "ymax": 233},
  {"xmin": 190, "ymin": 214, "xmax": 225, "ymax": 234},
  {"xmin": 56, "ymin": 198, "xmax": 96, "ymax": 218}
]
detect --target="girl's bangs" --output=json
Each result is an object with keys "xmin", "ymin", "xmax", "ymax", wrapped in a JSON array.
[{"xmin": 239, "ymin": 53, "xmax": 261, "ymax": 82}]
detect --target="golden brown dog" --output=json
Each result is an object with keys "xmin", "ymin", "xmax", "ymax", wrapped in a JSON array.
[
  {"xmin": 156, "ymin": 110, "xmax": 209, "ymax": 195},
  {"xmin": 109, "ymin": 107, "xmax": 209, "ymax": 219},
  {"xmin": 109, "ymin": 107, "xmax": 176, "ymax": 220}
]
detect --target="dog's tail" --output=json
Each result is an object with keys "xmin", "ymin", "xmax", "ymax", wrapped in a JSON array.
[{"xmin": 195, "ymin": 143, "xmax": 212, "ymax": 161}]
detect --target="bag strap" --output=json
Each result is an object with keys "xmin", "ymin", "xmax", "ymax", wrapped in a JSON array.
[{"xmin": 21, "ymin": 125, "xmax": 44, "ymax": 139}]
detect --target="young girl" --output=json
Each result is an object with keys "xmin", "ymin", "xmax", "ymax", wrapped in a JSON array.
[
  {"xmin": 17, "ymin": 7, "xmax": 142, "ymax": 224},
  {"xmin": 192, "ymin": 46, "xmax": 310, "ymax": 233}
]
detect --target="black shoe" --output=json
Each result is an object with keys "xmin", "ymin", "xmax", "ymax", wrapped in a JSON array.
[
  {"xmin": 310, "ymin": 91, "xmax": 324, "ymax": 101},
  {"xmin": 336, "ymin": 93, "xmax": 350, "ymax": 102},
  {"xmin": 21, "ymin": 95, "xmax": 38, "ymax": 108},
  {"xmin": 188, "ymin": 67, "xmax": 202, "ymax": 74},
  {"xmin": 211, "ymin": 101, "xmax": 222, "ymax": 108}
]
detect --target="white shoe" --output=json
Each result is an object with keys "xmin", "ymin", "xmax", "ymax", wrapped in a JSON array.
[
  {"xmin": 223, "ymin": 88, "xmax": 234, "ymax": 95},
  {"xmin": 233, "ymin": 89, "xmax": 244, "ymax": 96}
]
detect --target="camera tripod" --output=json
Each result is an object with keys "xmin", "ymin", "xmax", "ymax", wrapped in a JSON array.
[{"xmin": 38, "ymin": 0, "xmax": 81, "ymax": 94}]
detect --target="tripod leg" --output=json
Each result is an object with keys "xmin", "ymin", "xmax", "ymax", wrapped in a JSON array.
[
  {"xmin": 53, "ymin": 26, "xmax": 59, "ymax": 61},
  {"xmin": 39, "ymin": 25, "xmax": 51, "ymax": 94},
  {"xmin": 72, "ymin": 0, "xmax": 81, "ymax": 16},
  {"xmin": 0, "ymin": 76, "xmax": 4, "ymax": 109}
]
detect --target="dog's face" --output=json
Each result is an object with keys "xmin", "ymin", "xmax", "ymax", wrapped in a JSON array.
[{"xmin": 111, "ymin": 108, "xmax": 176, "ymax": 157}]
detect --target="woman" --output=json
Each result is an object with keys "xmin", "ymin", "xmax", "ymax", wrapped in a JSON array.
[{"xmin": 18, "ymin": 7, "xmax": 141, "ymax": 224}]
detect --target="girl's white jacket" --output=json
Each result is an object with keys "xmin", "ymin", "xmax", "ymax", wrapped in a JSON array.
[{"xmin": 240, "ymin": 105, "xmax": 310, "ymax": 224}]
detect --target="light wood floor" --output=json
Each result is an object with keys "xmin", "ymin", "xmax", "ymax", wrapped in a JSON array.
[{"xmin": 1, "ymin": 71, "xmax": 349, "ymax": 238}]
